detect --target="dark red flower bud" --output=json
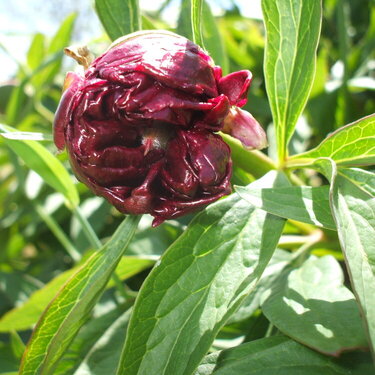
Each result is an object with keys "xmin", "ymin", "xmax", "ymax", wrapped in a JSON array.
[{"xmin": 54, "ymin": 31, "xmax": 264, "ymax": 226}]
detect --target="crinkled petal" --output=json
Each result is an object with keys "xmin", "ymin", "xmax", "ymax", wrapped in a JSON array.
[
  {"xmin": 218, "ymin": 70, "xmax": 252, "ymax": 107},
  {"xmin": 53, "ymin": 72, "xmax": 83, "ymax": 150},
  {"xmin": 87, "ymin": 32, "xmax": 218, "ymax": 97}
]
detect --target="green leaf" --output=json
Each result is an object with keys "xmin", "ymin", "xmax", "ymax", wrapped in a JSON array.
[
  {"xmin": 0, "ymin": 131, "xmax": 53, "ymax": 141},
  {"xmin": 327, "ymin": 163, "xmax": 375, "ymax": 354},
  {"xmin": 116, "ymin": 172, "xmax": 287, "ymax": 375},
  {"xmin": 262, "ymin": 255, "xmax": 368, "ymax": 355},
  {"xmin": 288, "ymin": 114, "xmax": 375, "ymax": 167},
  {"xmin": 27, "ymin": 33, "xmax": 46, "ymax": 70},
  {"xmin": 235, "ymin": 184, "xmax": 336, "ymax": 230},
  {"xmin": 201, "ymin": 1, "xmax": 228, "ymax": 72},
  {"xmin": 195, "ymin": 336, "xmax": 374, "ymax": 375},
  {"xmin": 191, "ymin": 0, "xmax": 204, "ymax": 47},
  {"xmin": 177, "ymin": 1, "xmax": 228, "ymax": 72},
  {"xmin": 95, "ymin": 0, "xmax": 141, "ymax": 41},
  {"xmin": 0, "ymin": 124, "xmax": 79, "ymax": 208},
  {"xmin": 19, "ymin": 215, "xmax": 140, "ymax": 375},
  {"xmin": 338, "ymin": 168, "xmax": 375, "ymax": 196},
  {"xmin": 262, "ymin": 0, "xmax": 322, "ymax": 162},
  {"xmin": 10, "ymin": 331, "xmax": 26, "ymax": 359},
  {"xmin": 0, "ymin": 256, "xmax": 151, "ymax": 332},
  {"xmin": 54, "ymin": 305, "xmax": 127, "ymax": 375},
  {"xmin": 72, "ymin": 309, "xmax": 131, "ymax": 374},
  {"xmin": 227, "ymin": 249, "xmax": 292, "ymax": 324},
  {"xmin": 32, "ymin": 14, "xmax": 76, "ymax": 87}
]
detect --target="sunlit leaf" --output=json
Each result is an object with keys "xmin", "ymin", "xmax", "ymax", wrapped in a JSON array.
[
  {"xmin": 27, "ymin": 33, "xmax": 46, "ymax": 70},
  {"xmin": 95, "ymin": 0, "xmax": 141, "ymax": 40},
  {"xmin": 289, "ymin": 114, "xmax": 375, "ymax": 167},
  {"xmin": 236, "ymin": 184, "xmax": 336, "ymax": 230},
  {"xmin": 262, "ymin": 255, "xmax": 368, "ymax": 355},
  {"xmin": 0, "ymin": 124, "xmax": 79, "ymax": 208},
  {"xmin": 324, "ymin": 162, "xmax": 375, "ymax": 354},
  {"xmin": 262, "ymin": 0, "xmax": 322, "ymax": 161},
  {"xmin": 116, "ymin": 172, "xmax": 287, "ymax": 375},
  {"xmin": 0, "ymin": 256, "xmax": 151, "ymax": 332}
]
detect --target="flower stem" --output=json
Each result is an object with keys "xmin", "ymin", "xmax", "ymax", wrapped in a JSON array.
[
  {"xmin": 72, "ymin": 206, "xmax": 102, "ymax": 249},
  {"xmin": 35, "ymin": 203, "xmax": 81, "ymax": 262},
  {"xmin": 221, "ymin": 133, "xmax": 277, "ymax": 178}
]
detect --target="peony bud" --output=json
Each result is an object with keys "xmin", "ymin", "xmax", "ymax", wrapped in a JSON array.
[{"xmin": 54, "ymin": 30, "xmax": 264, "ymax": 226}]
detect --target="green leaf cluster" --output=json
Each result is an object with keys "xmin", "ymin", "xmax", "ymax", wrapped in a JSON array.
[{"xmin": 0, "ymin": 0, "xmax": 374, "ymax": 374}]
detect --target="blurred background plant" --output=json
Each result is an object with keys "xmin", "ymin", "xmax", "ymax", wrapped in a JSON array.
[{"xmin": 0, "ymin": 0, "xmax": 374, "ymax": 373}]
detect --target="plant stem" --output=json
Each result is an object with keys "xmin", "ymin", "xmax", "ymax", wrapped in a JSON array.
[
  {"xmin": 35, "ymin": 203, "xmax": 81, "ymax": 262},
  {"xmin": 221, "ymin": 133, "xmax": 277, "ymax": 178},
  {"xmin": 72, "ymin": 206, "xmax": 102, "ymax": 249}
]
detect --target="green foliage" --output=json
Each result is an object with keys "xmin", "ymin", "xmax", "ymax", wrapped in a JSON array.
[
  {"xmin": 289, "ymin": 114, "xmax": 375, "ymax": 167},
  {"xmin": 95, "ymin": 0, "xmax": 141, "ymax": 40},
  {"xmin": 195, "ymin": 336, "xmax": 373, "ymax": 375},
  {"xmin": 236, "ymin": 185, "xmax": 335, "ymax": 229},
  {"xmin": 0, "ymin": 0, "xmax": 374, "ymax": 374},
  {"xmin": 327, "ymin": 163, "xmax": 375, "ymax": 353},
  {"xmin": 19, "ymin": 215, "xmax": 140, "ymax": 375},
  {"xmin": 262, "ymin": 0, "xmax": 322, "ymax": 162},
  {"xmin": 262, "ymin": 255, "xmax": 368, "ymax": 354},
  {"xmin": 0, "ymin": 124, "xmax": 79, "ymax": 208},
  {"xmin": 117, "ymin": 172, "xmax": 286, "ymax": 375}
]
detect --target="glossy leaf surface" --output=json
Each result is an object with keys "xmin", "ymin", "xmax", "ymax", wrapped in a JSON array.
[
  {"xmin": 262, "ymin": 0, "xmax": 322, "ymax": 161},
  {"xmin": 236, "ymin": 184, "xmax": 335, "ymax": 230},
  {"xmin": 117, "ymin": 172, "xmax": 287, "ymax": 375}
]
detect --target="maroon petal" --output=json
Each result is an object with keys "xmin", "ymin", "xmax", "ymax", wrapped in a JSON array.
[
  {"xmin": 218, "ymin": 70, "xmax": 252, "ymax": 107},
  {"xmin": 87, "ymin": 31, "xmax": 219, "ymax": 98},
  {"xmin": 195, "ymin": 94, "xmax": 230, "ymax": 131},
  {"xmin": 53, "ymin": 72, "xmax": 83, "ymax": 150}
]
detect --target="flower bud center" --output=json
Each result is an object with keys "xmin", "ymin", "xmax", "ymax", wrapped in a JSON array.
[{"xmin": 141, "ymin": 125, "xmax": 173, "ymax": 156}]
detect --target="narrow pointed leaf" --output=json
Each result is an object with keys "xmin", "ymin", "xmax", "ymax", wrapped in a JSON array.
[
  {"xmin": 54, "ymin": 305, "xmax": 127, "ymax": 374},
  {"xmin": 178, "ymin": 1, "xmax": 227, "ymax": 71},
  {"xmin": 19, "ymin": 215, "xmax": 141, "ymax": 375},
  {"xmin": 235, "ymin": 184, "xmax": 336, "ymax": 230},
  {"xmin": 1, "ymin": 130, "xmax": 53, "ymax": 141},
  {"xmin": 289, "ymin": 114, "xmax": 375, "ymax": 167},
  {"xmin": 27, "ymin": 33, "xmax": 46, "ymax": 70},
  {"xmin": 117, "ymin": 172, "xmax": 287, "ymax": 375},
  {"xmin": 0, "ymin": 124, "xmax": 79, "ymax": 208},
  {"xmin": 32, "ymin": 13, "xmax": 76, "ymax": 87},
  {"xmin": 195, "ymin": 336, "xmax": 374, "ymax": 375},
  {"xmin": 262, "ymin": 0, "xmax": 322, "ymax": 161},
  {"xmin": 95, "ymin": 0, "xmax": 141, "ymax": 41},
  {"xmin": 191, "ymin": 0, "xmax": 204, "ymax": 47},
  {"xmin": 0, "ymin": 256, "xmax": 152, "ymax": 332}
]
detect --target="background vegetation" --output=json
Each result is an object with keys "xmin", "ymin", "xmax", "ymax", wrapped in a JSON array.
[{"xmin": 0, "ymin": 0, "xmax": 374, "ymax": 374}]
